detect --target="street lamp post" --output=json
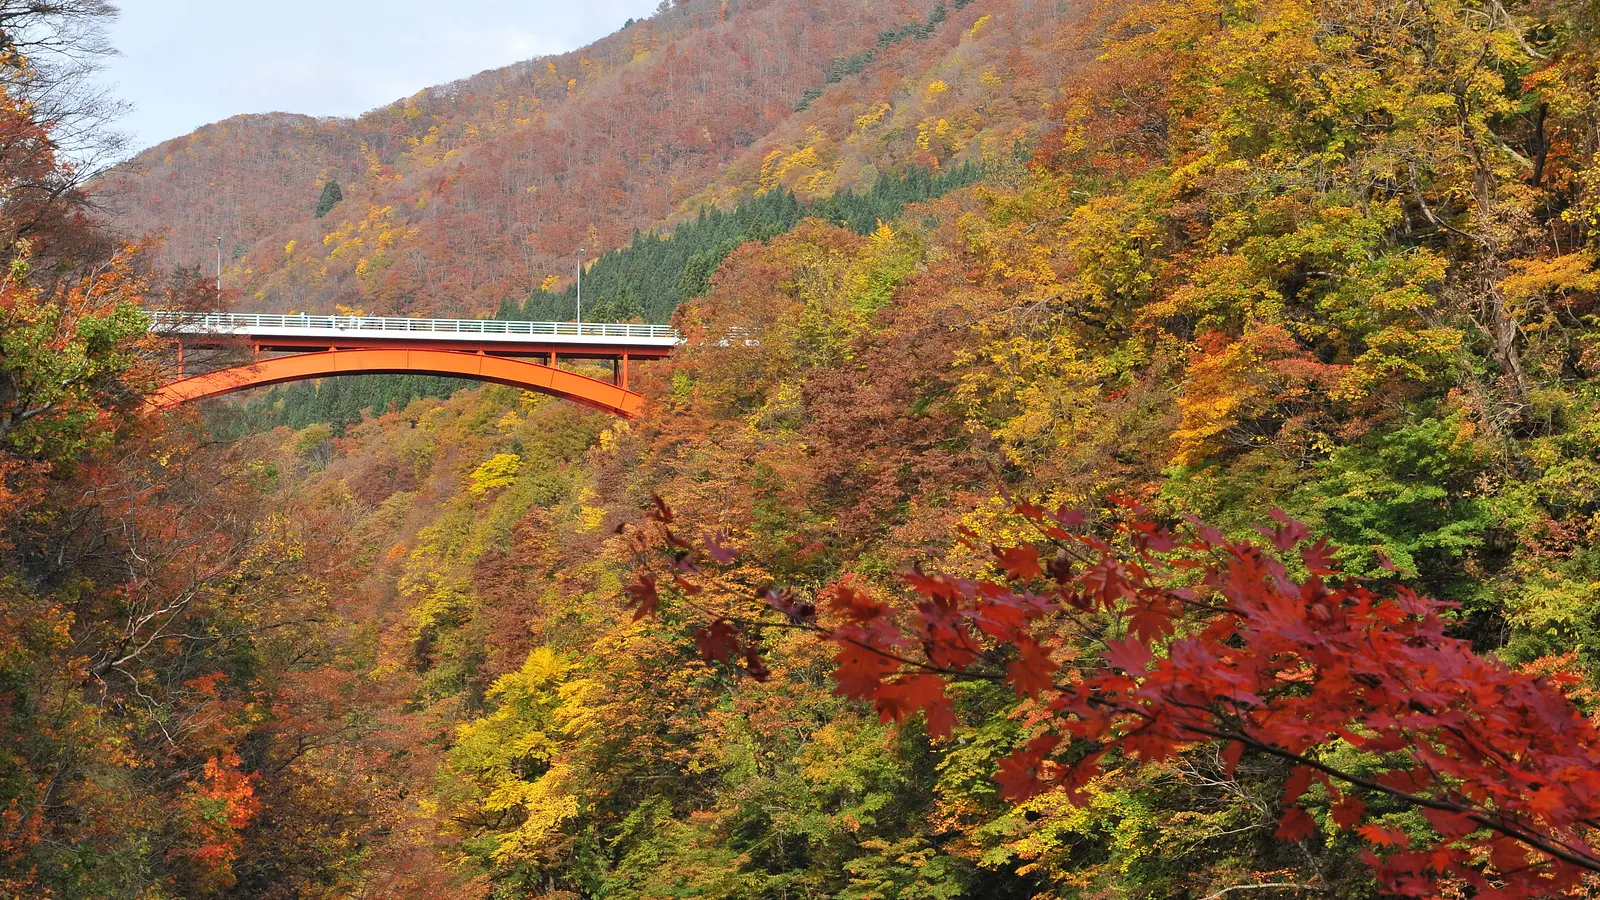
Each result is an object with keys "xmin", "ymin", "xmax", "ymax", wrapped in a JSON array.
[
  {"xmin": 576, "ymin": 247, "xmax": 585, "ymax": 329},
  {"xmin": 215, "ymin": 236, "xmax": 222, "ymax": 309}
]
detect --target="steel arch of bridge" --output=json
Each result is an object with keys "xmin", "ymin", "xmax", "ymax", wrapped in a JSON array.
[{"xmin": 152, "ymin": 348, "xmax": 647, "ymax": 418}]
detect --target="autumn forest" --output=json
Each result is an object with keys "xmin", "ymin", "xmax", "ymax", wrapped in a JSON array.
[{"xmin": 5, "ymin": 0, "xmax": 1600, "ymax": 897}]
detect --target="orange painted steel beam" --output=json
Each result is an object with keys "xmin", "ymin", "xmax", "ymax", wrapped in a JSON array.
[
  {"xmin": 151, "ymin": 348, "xmax": 646, "ymax": 418},
  {"xmin": 192, "ymin": 334, "xmax": 676, "ymax": 360}
]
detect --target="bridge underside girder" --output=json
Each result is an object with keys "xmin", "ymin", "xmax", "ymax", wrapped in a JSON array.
[
  {"xmin": 180, "ymin": 334, "xmax": 673, "ymax": 362},
  {"xmin": 153, "ymin": 348, "xmax": 647, "ymax": 418}
]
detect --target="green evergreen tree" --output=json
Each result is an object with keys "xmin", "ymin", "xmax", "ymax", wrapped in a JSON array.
[
  {"xmin": 592, "ymin": 284, "xmax": 645, "ymax": 322},
  {"xmin": 314, "ymin": 180, "xmax": 344, "ymax": 219}
]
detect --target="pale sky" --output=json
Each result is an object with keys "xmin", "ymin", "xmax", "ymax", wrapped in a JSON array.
[{"xmin": 98, "ymin": 0, "xmax": 664, "ymax": 154}]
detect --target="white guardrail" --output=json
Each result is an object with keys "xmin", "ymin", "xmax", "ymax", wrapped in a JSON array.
[{"xmin": 148, "ymin": 310, "xmax": 680, "ymax": 342}]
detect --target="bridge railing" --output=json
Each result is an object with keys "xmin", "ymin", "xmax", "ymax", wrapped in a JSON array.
[{"xmin": 148, "ymin": 310, "xmax": 679, "ymax": 341}]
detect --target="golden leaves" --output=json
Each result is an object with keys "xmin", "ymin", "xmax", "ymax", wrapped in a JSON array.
[
  {"xmin": 468, "ymin": 453, "xmax": 524, "ymax": 496},
  {"xmin": 1500, "ymin": 252, "xmax": 1600, "ymax": 304}
]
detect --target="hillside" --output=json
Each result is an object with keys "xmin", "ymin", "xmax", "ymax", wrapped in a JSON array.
[
  {"xmin": 95, "ymin": 0, "xmax": 1077, "ymax": 317},
  {"xmin": 92, "ymin": 113, "xmax": 369, "ymax": 272},
  {"xmin": 6, "ymin": 0, "xmax": 1598, "ymax": 896}
]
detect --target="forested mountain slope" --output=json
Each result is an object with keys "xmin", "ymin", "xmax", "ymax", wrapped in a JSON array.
[
  {"xmin": 5, "ymin": 0, "xmax": 1594, "ymax": 897},
  {"xmin": 92, "ymin": 113, "xmax": 370, "ymax": 271},
  {"xmin": 187, "ymin": 0, "xmax": 1600, "ymax": 888},
  {"xmin": 97, "ymin": 0, "xmax": 1076, "ymax": 318}
]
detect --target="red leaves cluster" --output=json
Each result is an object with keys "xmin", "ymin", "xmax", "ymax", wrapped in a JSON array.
[
  {"xmin": 621, "ymin": 512, "xmax": 771, "ymax": 682},
  {"xmin": 169, "ymin": 750, "xmax": 261, "ymax": 892},
  {"xmin": 629, "ymin": 497, "xmax": 1600, "ymax": 897}
]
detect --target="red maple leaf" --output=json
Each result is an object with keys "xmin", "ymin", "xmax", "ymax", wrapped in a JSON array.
[
  {"xmin": 1260, "ymin": 509, "xmax": 1311, "ymax": 552},
  {"xmin": 1421, "ymin": 808, "xmax": 1478, "ymax": 839},
  {"xmin": 694, "ymin": 619, "xmax": 741, "ymax": 664},
  {"xmin": 1331, "ymin": 795, "xmax": 1366, "ymax": 830},
  {"xmin": 1282, "ymin": 765, "xmax": 1314, "ymax": 806},
  {"xmin": 993, "ymin": 544, "xmax": 1044, "ymax": 582},
  {"xmin": 650, "ymin": 494, "xmax": 675, "ymax": 523},
  {"xmin": 1130, "ymin": 521, "xmax": 1180, "ymax": 553},
  {"xmin": 1103, "ymin": 636, "xmax": 1152, "ymax": 674},
  {"xmin": 704, "ymin": 530, "xmax": 738, "ymax": 565},
  {"xmin": 832, "ymin": 639, "xmax": 901, "ymax": 699},
  {"xmin": 1080, "ymin": 556, "xmax": 1135, "ymax": 610},
  {"xmin": 1007, "ymin": 638, "xmax": 1058, "ymax": 698},
  {"xmin": 902, "ymin": 568, "xmax": 960, "ymax": 601},
  {"xmin": 829, "ymin": 584, "xmax": 887, "ymax": 622},
  {"xmin": 1126, "ymin": 603, "xmax": 1175, "ymax": 643},
  {"xmin": 1052, "ymin": 506, "xmax": 1089, "ymax": 528},
  {"xmin": 1275, "ymin": 806, "xmax": 1316, "ymax": 841},
  {"xmin": 874, "ymin": 674, "xmax": 957, "ymax": 738},
  {"xmin": 1061, "ymin": 749, "xmax": 1104, "ymax": 803},
  {"xmin": 742, "ymin": 642, "xmax": 770, "ymax": 683},
  {"xmin": 762, "ymin": 585, "xmax": 815, "ymax": 623},
  {"xmin": 1357, "ymin": 823, "xmax": 1412, "ymax": 849},
  {"xmin": 1220, "ymin": 741, "xmax": 1245, "ymax": 778},
  {"xmin": 995, "ymin": 734, "xmax": 1061, "ymax": 801},
  {"xmin": 1301, "ymin": 538, "xmax": 1339, "ymax": 576},
  {"xmin": 625, "ymin": 574, "xmax": 659, "ymax": 621}
]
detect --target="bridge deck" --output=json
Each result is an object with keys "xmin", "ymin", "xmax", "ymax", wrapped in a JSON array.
[{"xmin": 150, "ymin": 311, "xmax": 681, "ymax": 358}]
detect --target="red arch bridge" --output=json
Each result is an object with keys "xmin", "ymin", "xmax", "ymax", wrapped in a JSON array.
[{"xmin": 150, "ymin": 311, "xmax": 682, "ymax": 419}]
